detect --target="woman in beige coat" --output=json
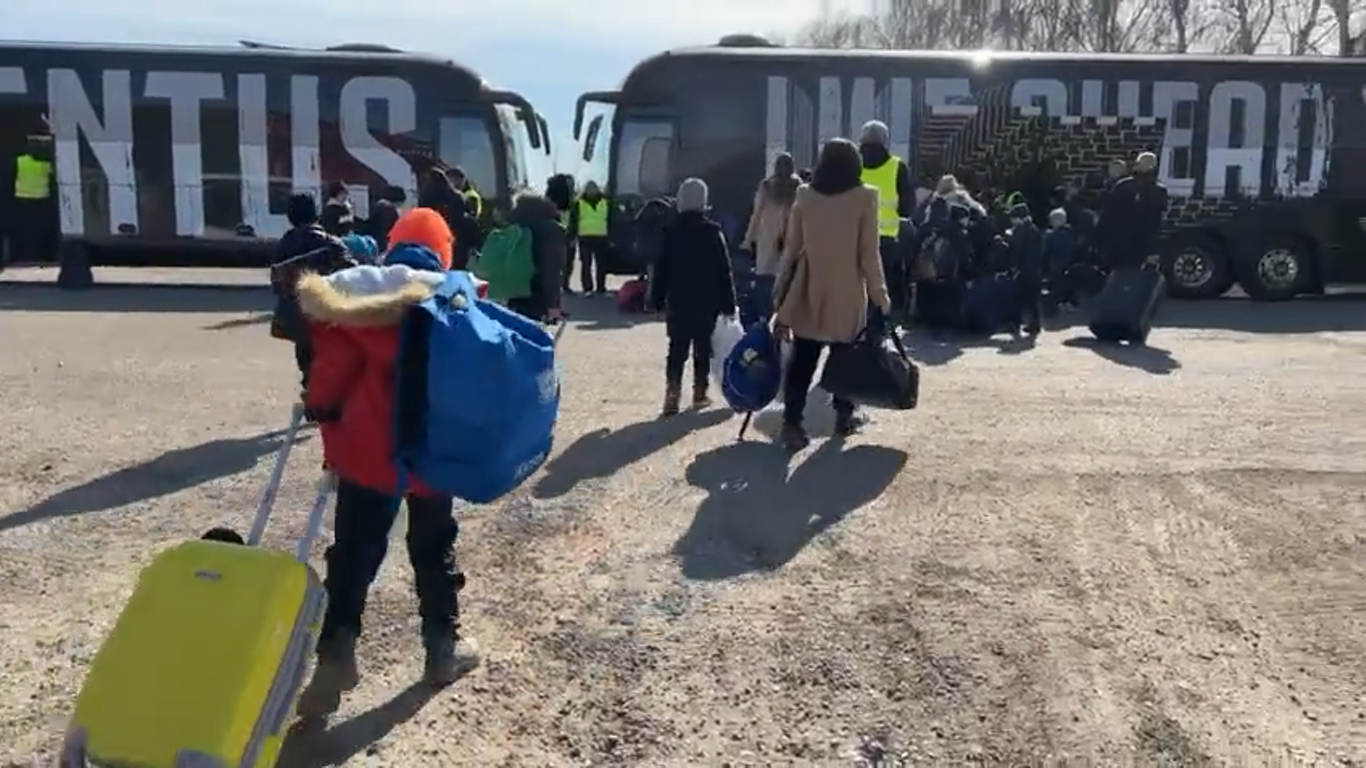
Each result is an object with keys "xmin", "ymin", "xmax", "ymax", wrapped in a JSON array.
[
  {"xmin": 772, "ymin": 138, "xmax": 893, "ymax": 451},
  {"xmin": 743, "ymin": 153, "xmax": 800, "ymax": 317}
]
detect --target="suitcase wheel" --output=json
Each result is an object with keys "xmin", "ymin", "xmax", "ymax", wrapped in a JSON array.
[{"xmin": 201, "ymin": 526, "xmax": 246, "ymax": 545}]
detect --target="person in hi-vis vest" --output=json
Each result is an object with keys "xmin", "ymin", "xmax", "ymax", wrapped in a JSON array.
[
  {"xmin": 568, "ymin": 180, "xmax": 611, "ymax": 295},
  {"xmin": 857, "ymin": 120, "xmax": 915, "ymax": 320},
  {"xmin": 4, "ymin": 132, "xmax": 57, "ymax": 268}
]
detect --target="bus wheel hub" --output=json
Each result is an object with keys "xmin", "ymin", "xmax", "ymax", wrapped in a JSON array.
[
  {"xmin": 1173, "ymin": 251, "xmax": 1212, "ymax": 288},
  {"xmin": 1258, "ymin": 248, "xmax": 1299, "ymax": 289}
]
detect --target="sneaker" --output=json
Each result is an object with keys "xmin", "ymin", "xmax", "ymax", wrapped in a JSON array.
[
  {"xmin": 834, "ymin": 411, "xmax": 868, "ymax": 437},
  {"xmin": 296, "ymin": 635, "xmax": 360, "ymax": 719},
  {"xmin": 661, "ymin": 384, "xmax": 682, "ymax": 417},
  {"xmin": 424, "ymin": 636, "xmax": 482, "ymax": 687},
  {"xmin": 691, "ymin": 384, "xmax": 712, "ymax": 409},
  {"xmin": 779, "ymin": 423, "xmax": 810, "ymax": 452}
]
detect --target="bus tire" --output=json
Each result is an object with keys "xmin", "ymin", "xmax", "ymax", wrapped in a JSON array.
[
  {"xmin": 1237, "ymin": 235, "xmax": 1312, "ymax": 302},
  {"xmin": 1162, "ymin": 232, "xmax": 1233, "ymax": 300}
]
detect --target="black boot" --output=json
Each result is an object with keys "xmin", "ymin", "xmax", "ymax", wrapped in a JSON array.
[{"xmin": 297, "ymin": 630, "xmax": 360, "ymax": 718}]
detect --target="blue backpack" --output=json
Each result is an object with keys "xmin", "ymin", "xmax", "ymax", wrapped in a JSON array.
[
  {"xmin": 393, "ymin": 269, "xmax": 559, "ymax": 503},
  {"xmin": 721, "ymin": 323, "xmax": 784, "ymax": 440}
]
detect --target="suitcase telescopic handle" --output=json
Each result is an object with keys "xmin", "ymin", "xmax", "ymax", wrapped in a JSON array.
[{"xmin": 248, "ymin": 404, "xmax": 337, "ymax": 561}]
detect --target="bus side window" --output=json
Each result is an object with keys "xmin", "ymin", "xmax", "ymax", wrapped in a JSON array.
[
  {"xmin": 615, "ymin": 120, "xmax": 674, "ymax": 198},
  {"xmin": 438, "ymin": 116, "xmax": 498, "ymax": 196}
]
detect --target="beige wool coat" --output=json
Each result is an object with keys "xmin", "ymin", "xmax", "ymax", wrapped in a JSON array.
[
  {"xmin": 773, "ymin": 184, "xmax": 892, "ymax": 344},
  {"xmin": 742, "ymin": 179, "xmax": 797, "ymax": 276}
]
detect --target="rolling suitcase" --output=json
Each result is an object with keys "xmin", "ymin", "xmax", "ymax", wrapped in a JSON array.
[
  {"xmin": 961, "ymin": 271, "xmax": 1020, "ymax": 335},
  {"xmin": 1089, "ymin": 266, "xmax": 1165, "ymax": 344},
  {"xmin": 913, "ymin": 278, "xmax": 963, "ymax": 329},
  {"xmin": 63, "ymin": 404, "xmax": 334, "ymax": 768}
]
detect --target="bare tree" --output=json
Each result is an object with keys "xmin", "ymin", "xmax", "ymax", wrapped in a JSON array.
[
  {"xmin": 1326, "ymin": 0, "xmax": 1365, "ymax": 54},
  {"xmin": 1211, "ymin": 0, "xmax": 1277, "ymax": 52}
]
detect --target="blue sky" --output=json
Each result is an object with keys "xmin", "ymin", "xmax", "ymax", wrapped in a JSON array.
[{"xmin": 9, "ymin": 0, "xmax": 851, "ymax": 175}]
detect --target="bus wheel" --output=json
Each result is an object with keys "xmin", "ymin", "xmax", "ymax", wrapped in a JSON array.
[
  {"xmin": 1163, "ymin": 233, "xmax": 1232, "ymax": 300},
  {"xmin": 1238, "ymin": 236, "xmax": 1312, "ymax": 302}
]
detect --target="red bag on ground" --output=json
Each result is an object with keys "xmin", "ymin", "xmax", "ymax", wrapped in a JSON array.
[{"xmin": 617, "ymin": 278, "xmax": 648, "ymax": 313}]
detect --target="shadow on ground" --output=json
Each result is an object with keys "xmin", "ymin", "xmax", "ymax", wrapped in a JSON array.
[
  {"xmin": 673, "ymin": 438, "xmax": 907, "ymax": 580},
  {"xmin": 563, "ymin": 291, "xmax": 662, "ymax": 331},
  {"xmin": 534, "ymin": 409, "xmax": 730, "ymax": 498},
  {"xmin": 276, "ymin": 683, "xmax": 438, "ymax": 767},
  {"xmin": 900, "ymin": 328, "xmax": 1035, "ymax": 366},
  {"xmin": 1157, "ymin": 294, "xmax": 1366, "ymax": 333},
  {"xmin": 0, "ymin": 427, "xmax": 308, "ymax": 531},
  {"xmin": 202, "ymin": 312, "xmax": 273, "ymax": 331},
  {"xmin": 1062, "ymin": 336, "xmax": 1181, "ymax": 375},
  {"xmin": 0, "ymin": 283, "xmax": 271, "ymax": 313}
]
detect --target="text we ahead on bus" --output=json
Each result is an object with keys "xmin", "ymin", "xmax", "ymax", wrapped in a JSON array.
[{"xmin": 574, "ymin": 34, "xmax": 1366, "ymax": 301}]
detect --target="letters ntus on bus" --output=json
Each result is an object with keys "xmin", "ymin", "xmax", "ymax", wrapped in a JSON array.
[{"xmin": 0, "ymin": 67, "xmax": 420, "ymax": 240}]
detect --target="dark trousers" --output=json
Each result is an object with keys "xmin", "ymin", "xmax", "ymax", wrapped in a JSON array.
[
  {"xmin": 666, "ymin": 331, "xmax": 712, "ymax": 388},
  {"xmin": 294, "ymin": 341, "xmax": 312, "ymax": 390},
  {"xmin": 5, "ymin": 198, "xmax": 57, "ymax": 264},
  {"xmin": 578, "ymin": 236, "xmax": 609, "ymax": 292},
  {"xmin": 562, "ymin": 236, "xmax": 577, "ymax": 290},
  {"xmin": 783, "ymin": 337, "xmax": 855, "ymax": 427},
  {"xmin": 318, "ymin": 481, "xmax": 463, "ymax": 655},
  {"xmin": 1016, "ymin": 276, "xmax": 1043, "ymax": 333},
  {"xmin": 880, "ymin": 236, "xmax": 907, "ymax": 315}
]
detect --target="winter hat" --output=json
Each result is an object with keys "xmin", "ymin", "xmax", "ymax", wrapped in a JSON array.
[
  {"xmin": 385, "ymin": 207, "xmax": 453, "ymax": 270},
  {"xmin": 1134, "ymin": 151, "xmax": 1158, "ymax": 172},
  {"xmin": 1048, "ymin": 208, "xmax": 1068, "ymax": 227},
  {"xmin": 676, "ymin": 178, "xmax": 710, "ymax": 212},
  {"xmin": 859, "ymin": 120, "xmax": 890, "ymax": 147}
]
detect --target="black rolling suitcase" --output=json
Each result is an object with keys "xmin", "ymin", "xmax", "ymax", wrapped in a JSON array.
[{"xmin": 1089, "ymin": 266, "xmax": 1165, "ymax": 344}]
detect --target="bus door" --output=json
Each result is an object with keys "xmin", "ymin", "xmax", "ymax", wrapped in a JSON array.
[{"xmin": 1324, "ymin": 82, "xmax": 1366, "ymax": 281}]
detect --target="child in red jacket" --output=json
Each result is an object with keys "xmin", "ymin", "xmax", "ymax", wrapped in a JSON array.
[{"xmin": 294, "ymin": 208, "xmax": 478, "ymax": 714}]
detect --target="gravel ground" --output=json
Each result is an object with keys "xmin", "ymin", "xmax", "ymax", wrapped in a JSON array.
[{"xmin": 1, "ymin": 270, "xmax": 1364, "ymax": 766}]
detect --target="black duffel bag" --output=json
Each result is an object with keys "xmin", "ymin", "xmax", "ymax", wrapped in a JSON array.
[{"xmin": 818, "ymin": 320, "xmax": 919, "ymax": 411}]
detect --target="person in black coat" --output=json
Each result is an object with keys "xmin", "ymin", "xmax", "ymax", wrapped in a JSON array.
[
  {"xmin": 649, "ymin": 178, "xmax": 737, "ymax": 416},
  {"xmin": 1096, "ymin": 152, "xmax": 1169, "ymax": 271},
  {"xmin": 1006, "ymin": 202, "xmax": 1045, "ymax": 337},
  {"xmin": 270, "ymin": 193, "xmax": 355, "ymax": 391}
]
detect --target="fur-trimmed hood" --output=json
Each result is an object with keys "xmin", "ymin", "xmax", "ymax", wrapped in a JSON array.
[{"xmin": 297, "ymin": 264, "xmax": 445, "ymax": 327}]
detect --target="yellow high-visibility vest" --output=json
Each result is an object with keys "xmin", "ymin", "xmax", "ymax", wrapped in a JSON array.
[
  {"xmin": 577, "ymin": 198, "xmax": 608, "ymax": 237},
  {"xmin": 14, "ymin": 155, "xmax": 52, "ymax": 200},
  {"xmin": 860, "ymin": 156, "xmax": 902, "ymax": 237},
  {"xmin": 462, "ymin": 188, "xmax": 482, "ymax": 219}
]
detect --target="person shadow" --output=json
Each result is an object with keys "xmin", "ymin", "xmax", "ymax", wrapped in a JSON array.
[
  {"xmin": 0, "ymin": 427, "xmax": 308, "ymax": 532},
  {"xmin": 276, "ymin": 683, "xmax": 437, "ymax": 767},
  {"xmin": 673, "ymin": 438, "xmax": 907, "ymax": 580},
  {"xmin": 533, "ymin": 409, "xmax": 731, "ymax": 499},
  {"xmin": 1062, "ymin": 335, "xmax": 1181, "ymax": 375}
]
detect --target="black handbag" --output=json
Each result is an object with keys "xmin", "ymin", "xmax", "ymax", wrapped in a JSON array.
[{"xmin": 818, "ymin": 320, "xmax": 919, "ymax": 411}]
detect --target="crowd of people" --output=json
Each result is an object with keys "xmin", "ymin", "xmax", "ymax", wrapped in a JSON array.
[{"xmin": 259, "ymin": 134, "xmax": 1171, "ymax": 706}]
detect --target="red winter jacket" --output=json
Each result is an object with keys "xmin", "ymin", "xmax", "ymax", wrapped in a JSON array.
[{"xmin": 297, "ymin": 264, "xmax": 447, "ymax": 496}]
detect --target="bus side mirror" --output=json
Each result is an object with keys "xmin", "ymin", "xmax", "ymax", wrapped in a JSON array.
[{"xmin": 582, "ymin": 115, "xmax": 603, "ymax": 163}]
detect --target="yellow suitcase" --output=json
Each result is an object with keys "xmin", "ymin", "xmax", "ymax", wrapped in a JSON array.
[{"xmin": 63, "ymin": 406, "xmax": 334, "ymax": 768}]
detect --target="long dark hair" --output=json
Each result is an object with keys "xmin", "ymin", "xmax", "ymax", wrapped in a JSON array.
[{"xmin": 809, "ymin": 138, "xmax": 863, "ymax": 195}]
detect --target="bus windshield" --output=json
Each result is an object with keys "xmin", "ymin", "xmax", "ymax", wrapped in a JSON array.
[{"xmin": 437, "ymin": 114, "xmax": 499, "ymax": 196}]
